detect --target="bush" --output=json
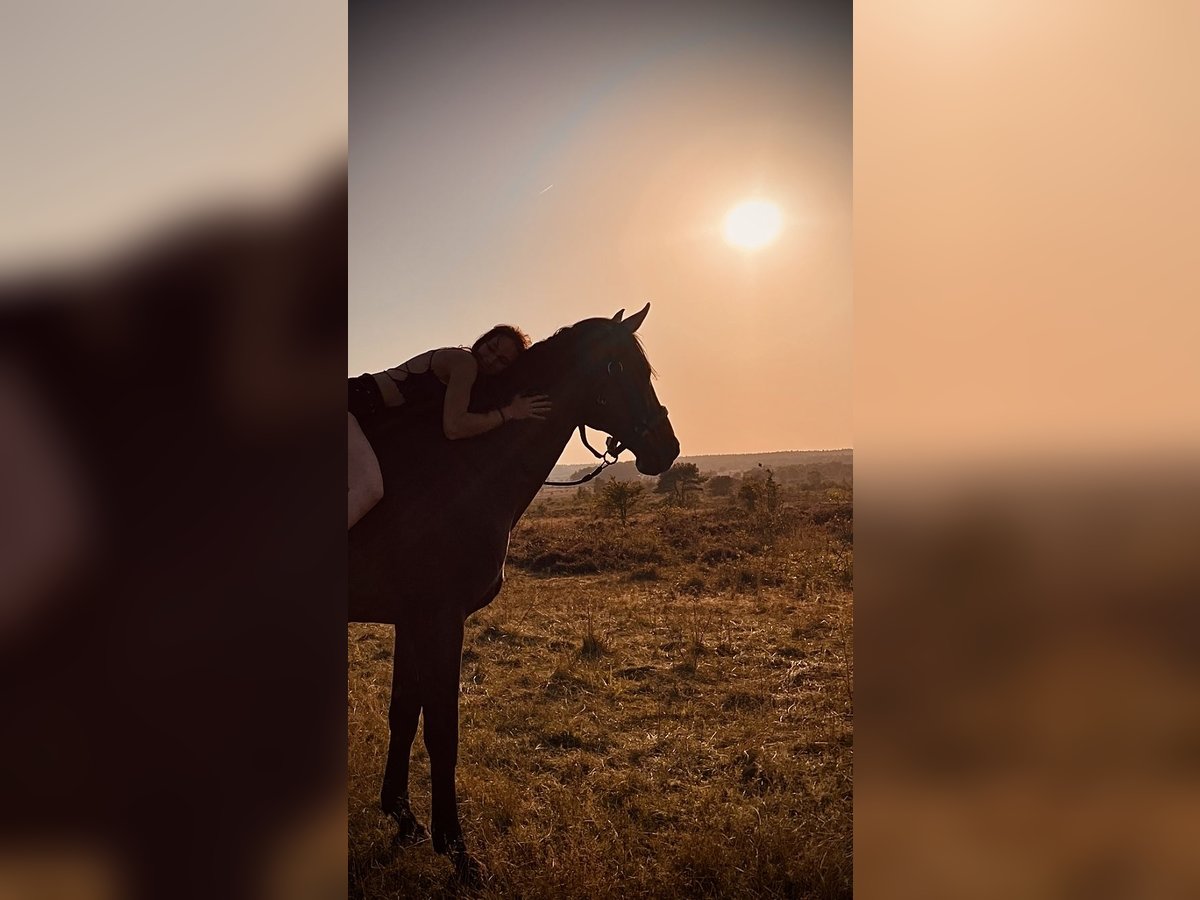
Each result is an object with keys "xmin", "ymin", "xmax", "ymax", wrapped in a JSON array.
[
  {"xmin": 707, "ymin": 475, "xmax": 735, "ymax": 497},
  {"xmin": 597, "ymin": 481, "xmax": 645, "ymax": 525}
]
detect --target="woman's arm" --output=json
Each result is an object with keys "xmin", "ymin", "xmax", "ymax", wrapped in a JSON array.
[{"xmin": 435, "ymin": 349, "xmax": 550, "ymax": 440}]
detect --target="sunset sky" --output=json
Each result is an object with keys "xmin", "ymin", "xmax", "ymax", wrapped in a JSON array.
[{"xmin": 350, "ymin": 0, "xmax": 851, "ymax": 464}]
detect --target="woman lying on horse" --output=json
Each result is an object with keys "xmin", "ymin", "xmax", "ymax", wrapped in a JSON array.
[{"xmin": 347, "ymin": 324, "xmax": 551, "ymax": 528}]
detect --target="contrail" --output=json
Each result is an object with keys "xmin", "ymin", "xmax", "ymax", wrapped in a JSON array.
[{"xmin": 539, "ymin": 184, "xmax": 554, "ymax": 194}]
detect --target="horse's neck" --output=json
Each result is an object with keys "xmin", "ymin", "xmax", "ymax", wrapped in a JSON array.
[{"xmin": 500, "ymin": 376, "xmax": 585, "ymax": 517}]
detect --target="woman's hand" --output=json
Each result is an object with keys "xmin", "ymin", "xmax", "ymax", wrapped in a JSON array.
[{"xmin": 503, "ymin": 394, "xmax": 552, "ymax": 422}]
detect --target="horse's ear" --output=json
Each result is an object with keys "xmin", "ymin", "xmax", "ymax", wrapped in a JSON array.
[
  {"xmin": 612, "ymin": 309, "xmax": 625, "ymax": 322},
  {"xmin": 621, "ymin": 302, "xmax": 650, "ymax": 333}
]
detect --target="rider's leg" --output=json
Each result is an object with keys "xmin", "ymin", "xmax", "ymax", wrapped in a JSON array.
[{"xmin": 348, "ymin": 412, "xmax": 383, "ymax": 529}]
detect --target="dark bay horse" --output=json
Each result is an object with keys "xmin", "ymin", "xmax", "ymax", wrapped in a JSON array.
[{"xmin": 348, "ymin": 303, "xmax": 679, "ymax": 879}]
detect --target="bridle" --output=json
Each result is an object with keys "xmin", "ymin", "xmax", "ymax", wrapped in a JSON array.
[{"xmin": 542, "ymin": 357, "xmax": 669, "ymax": 487}]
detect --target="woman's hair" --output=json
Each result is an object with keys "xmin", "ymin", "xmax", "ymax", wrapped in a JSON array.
[{"xmin": 471, "ymin": 324, "xmax": 531, "ymax": 354}]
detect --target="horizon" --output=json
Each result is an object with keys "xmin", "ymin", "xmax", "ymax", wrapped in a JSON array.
[{"xmin": 556, "ymin": 445, "xmax": 853, "ymax": 469}]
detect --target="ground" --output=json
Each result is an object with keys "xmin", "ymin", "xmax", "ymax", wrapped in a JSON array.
[{"xmin": 348, "ymin": 484, "xmax": 853, "ymax": 899}]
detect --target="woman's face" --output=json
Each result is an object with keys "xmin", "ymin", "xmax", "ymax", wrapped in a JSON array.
[{"xmin": 475, "ymin": 334, "xmax": 520, "ymax": 376}]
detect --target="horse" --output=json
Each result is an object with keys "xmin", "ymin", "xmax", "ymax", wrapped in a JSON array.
[{"xmin": 348, "ymin": 303, "xmax": 680, "ymax": 881}]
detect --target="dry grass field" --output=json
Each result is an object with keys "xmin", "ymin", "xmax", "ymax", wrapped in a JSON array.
[{"xmin": 349, "ymin": 480, "xmax": 853, "ymax": 898}]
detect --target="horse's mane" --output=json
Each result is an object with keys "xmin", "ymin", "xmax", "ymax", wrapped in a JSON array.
[{"xmin": 472, "ymin": 317, "xmax": 651, "ymax": 410}]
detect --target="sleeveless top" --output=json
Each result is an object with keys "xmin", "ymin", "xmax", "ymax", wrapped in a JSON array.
[{"xmin": 347, "ymin": 348, "xmax": 451, "ymax": 423}]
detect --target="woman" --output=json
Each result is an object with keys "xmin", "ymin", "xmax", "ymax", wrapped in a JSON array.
[{"xmin": 348, "ymin": 324, "xmax": 550, "ymax": 528}]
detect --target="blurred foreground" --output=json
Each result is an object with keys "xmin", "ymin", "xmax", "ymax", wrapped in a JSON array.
[
  {"xmin": 0, "ymin": 172, "xmax": 348, "ymax": 898},
  {"xmin": 856, "ymin": 466, "xmax": 1200, "ymax": 898},
  {"xmin": 1, "ymin": 4, "xmax": 346, "ymax": 897}
]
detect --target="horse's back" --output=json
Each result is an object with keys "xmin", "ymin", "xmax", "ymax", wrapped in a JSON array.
[{"xmin": 349, "ymin": 415, "xmax": 512, "ymax": 624}]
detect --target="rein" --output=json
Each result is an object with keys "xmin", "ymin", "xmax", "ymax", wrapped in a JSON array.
[
  {"xmin": 542, "ymin": 426, "xmax": 624, "ymax": 486},
  {"xmin": 540, "ymin": 406, "xmax": 668, "ymax": 487}
]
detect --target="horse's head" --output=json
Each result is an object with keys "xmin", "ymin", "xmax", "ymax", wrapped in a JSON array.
[{"xmin": 574, "ymin": 303, "xmax": 680, "ymax": 476}]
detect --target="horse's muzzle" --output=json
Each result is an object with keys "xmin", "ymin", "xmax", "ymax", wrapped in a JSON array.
[{"xmin": 632, "ymin": 418, "xmax": 680, "ymax": 476}]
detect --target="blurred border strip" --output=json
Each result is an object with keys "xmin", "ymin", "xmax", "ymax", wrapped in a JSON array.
[
  {"xmin": 1, "ymin": 4, "xmax": 347, "ymax": 899},
  {"xmin": 856, "ymin": 2, "xmax": 1200, "ymax": 897}
]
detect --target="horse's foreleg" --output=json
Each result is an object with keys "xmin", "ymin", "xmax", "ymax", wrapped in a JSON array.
[
  {"xmin": 422, "ymin": 612, "xmax": 482, "ymax": 883},
  {"xmin": 422, "ymin": 615, "xmax": 462, "ymax": 851},
  {"xmin": 381, "ymin": 627, "xmax": 427, "ymax": 845}
]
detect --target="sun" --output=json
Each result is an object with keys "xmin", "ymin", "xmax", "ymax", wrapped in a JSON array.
[{"xmin": 722, "ymin": 199, "xmax": 783, "ymax": 250}]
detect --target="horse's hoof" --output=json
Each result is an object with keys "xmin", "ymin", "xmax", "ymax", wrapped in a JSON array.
[
  {"xmin": 460, "ymin": 854, "xmax": 486, "ymax": 887},
  {"xmin": 432, "ymin": 832, "xmax": 485, "ymax": 886},
  {"xmin": 431, "ymin": 829, "xmax": 464, "ymax": 857},
  {"xmin": 392, "ymin": 819, "xmax": 430, "ymax": 848},
  {"xmin": 384, "ymin": 797, "xmax": 429, "ymax": 847},
  {"xmin": 452, "ymin": 849, "xmax": 486, "ymax": 887}
]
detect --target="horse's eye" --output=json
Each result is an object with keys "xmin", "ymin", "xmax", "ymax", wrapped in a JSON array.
[{"xmin": 608, "ymin": 361, "xmax": 623, "ymax": 375}]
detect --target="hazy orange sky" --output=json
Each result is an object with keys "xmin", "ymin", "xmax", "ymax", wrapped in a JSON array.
[{"xmin": 350, "ymin": 0, "xmax": 851, "ymax": 464}]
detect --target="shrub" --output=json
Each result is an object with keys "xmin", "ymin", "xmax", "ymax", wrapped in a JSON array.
[
  {"xmin": 738, "ymin": 481, "xmax": 763, "ymax": 512},
  {"xmin": 707, "ymin": 475, "xmax": 735, "ymax": 497},
  {"xmin": 597, "ymin": 480, "xmax": 645, "ymax": 525},
  {"xmin": 656, "ymin": 462, "xmax": 708, "ymax": 505}
]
